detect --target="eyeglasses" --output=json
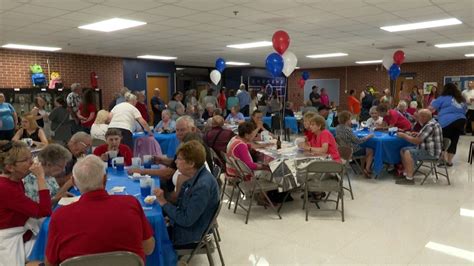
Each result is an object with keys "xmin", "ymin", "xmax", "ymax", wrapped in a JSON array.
[{"xmin": 78, "ymin": 141, "xmax": 91, "ymax": 153}]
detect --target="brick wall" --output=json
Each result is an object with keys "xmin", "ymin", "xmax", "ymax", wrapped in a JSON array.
[
  {"xmin": 288, "ymin": 59, "xmax": 474, "ymax": 110},
  {"xmin": 0, "ymin": 49, "xmax": 124, "ymax": 108}
]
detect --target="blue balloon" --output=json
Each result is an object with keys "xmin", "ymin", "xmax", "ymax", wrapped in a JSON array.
[
  {"xmin": 265, "ymin": 53, "xmax": 284, "ymax": 77},
  {"xmin": 389, "ymin": 63, "xmax": 401, "ymax": 80},
  {"xmin": 215, "ymin": 58, "xmax": 226, "ymax": 73},
  {"xmin": 302, "ymin": 71, "xmax": 310, "ymax": 80}
]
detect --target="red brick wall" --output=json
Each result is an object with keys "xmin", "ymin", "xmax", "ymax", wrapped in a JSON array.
[
  {"xmin": 288, "ymin": 59, "xmax": 474, "ymax": 110},
  {"xmin": 0, "ymin": 49, "xmax": 123, "ymax": 108}
]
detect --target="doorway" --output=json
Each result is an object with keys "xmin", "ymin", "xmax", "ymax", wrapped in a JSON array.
[
  {"xmin": 394, "ymin": 76, "xmax": 416, "ymax": 105},
  {"xmin": 146, "ymin": 75, "xmax": 169, "ymax": 125}
]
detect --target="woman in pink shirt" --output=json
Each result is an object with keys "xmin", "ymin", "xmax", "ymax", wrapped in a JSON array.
[
  {"xmin": 308, "ymin": 115, "xmax": 341, "ymax": 162},
  {"xmin": 226, "ymin": 122, "xmax": 270, "ymax": 180},
  {"xmin": 320, "ymin": 88, "xmax": 330, "ymax": 107}
]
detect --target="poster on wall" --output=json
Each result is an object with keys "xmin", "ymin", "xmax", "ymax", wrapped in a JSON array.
[
  {"xmin": 423, "ymin": 82, "xmax": 437, "ymax": 95},
  {"xmin": 444, "ymin": 75, "xmax": 474, "ymax": 92}
]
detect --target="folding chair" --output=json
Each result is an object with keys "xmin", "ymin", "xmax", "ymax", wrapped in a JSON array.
[
  {"xmin": 414, "ymin": 138, "xmax": 451, "ymax": 185},
  {"xmin": 175, "ymin": 201, "xmax": 225, "ymax": 266},
  {"xmin": 232, "ymin": 158, "xmax": 282, "ymax": 224},
  {"xmin": 468, "ymin": 140, "xmax": 474, "ymax": 165},
  {"xmin": 219, "ymin": 151, "xmax": 242, "ymax": 209},
  {"xmin": 335, "ymin": 136, "xmax": 364, "ymax": 175},
  {"xmin": 337, "ymin": 146, "xmax": 355, "ymax": 200},
  {"xmin": 300, "ymin": 161, "xmax": 345, "ymax": 222},
  {"xmin": 60, "ymin": 251, "xmax": 143, "ymax": 266}
]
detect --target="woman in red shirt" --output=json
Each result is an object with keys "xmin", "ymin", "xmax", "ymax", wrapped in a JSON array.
[
  {"xmin": 298, "ymin": 112, "xmax": 317, "ymax": 152},
  {"xmin": 376, "ymin": 104, "xmax": 412, "ymax": 131},
  {"xmin": 308, "ymin": 115, "xmax": 341, "ymax": 162},
  {"xmin": 0, "ymin": 141, "xmax": 51, "ymax": 264},
  {"xmin": 77, "ymin": 89, "xmax": 97, "ymax": 133},
  {"xmin": 93, "ymin": 128, "xmax": 133, "ymax": 166},
  {"xmin": 217, "ymin": 88, "xmax": 227, "ymax": 114}
]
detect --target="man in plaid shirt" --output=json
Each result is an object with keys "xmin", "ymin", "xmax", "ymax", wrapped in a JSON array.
[{"xmin": 396, "ymin": 109, "xmax": 443, "ymax": 185}]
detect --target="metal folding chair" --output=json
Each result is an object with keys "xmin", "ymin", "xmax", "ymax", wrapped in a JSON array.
[
  {"xmin": 414, "ymin": 138, "xmax": 451, "ymax": 185},
  {"xmin": 232, "ymin": 158, "xmax": 282, "ymax": 224},
  {"xmin": 219, "ymin": 151, "xmax": 242, "ymax": 209},
  {"xmin": 60, "ymin": 251, "xmax": 143, "ymax": 266},
  {"xmin": 300, "ymin": 160, "xmax": 345, "ymax": 222},
  {"xmin": 337, "ymin": 146, "xmax": 355, "ymax": 200},
  {"xmin": 175, "ymin": 201, "xmax": 225, "ymax": 266}
]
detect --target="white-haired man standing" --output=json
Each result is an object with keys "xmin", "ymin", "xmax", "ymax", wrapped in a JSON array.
[
  {"xmin": 66, "ymin": 83, "xmax": 82, "ymax": 133},
  {"xmin": 45, "ymin": 155, "xmax": 155, "ymax": 265}
]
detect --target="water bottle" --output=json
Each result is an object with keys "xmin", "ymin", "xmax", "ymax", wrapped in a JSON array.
[{"xmin": 276, "ymin": 136, "xmax": 282, "ymax": 150}]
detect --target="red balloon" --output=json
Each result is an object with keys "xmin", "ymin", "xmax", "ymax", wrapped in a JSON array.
[
  {"xmin": 272, "ymin": 30, "xmax": 290, "ymax": 55},
  {"xmin": 298, "ymin": 78, "xmax": 305, "ymax": 88},
  {"xmin": 393, "ymin": 50, "xmax": 405, "ymax": 65}
]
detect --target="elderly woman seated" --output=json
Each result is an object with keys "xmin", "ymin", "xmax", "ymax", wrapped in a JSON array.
[
  {"xmin": 23, "ymin": 144, "xmax": 73, "ymax": 205},
  {"xmin": 12, "ymin": 113, "xmax": 48, "ymax": 147},
  {"xmin": 93, "ymin": 128, "xmax": 132, "ymax": 166},
  {"xmin": 335, "ymin": 111, "xmax": 374, "ymax": 177},
  {"xmin": 154, "ymin": 110, "xmax": 176, "ymax": 133},
  {"xmin": 225, "ymin": 106, "xmax": 245, "ymax": 124},
  {"xmin": 153, "ymin": 140, "xmax": 219, "ymax": 247},
  {"xmin": 365, "ymin": 106, "xmax": 383, "ymax": 128},
  {"xmin": 377, "ymin": 103, "xmax": 412, "ymax": 131},
  {"xmin": 308, "ymin": 114, "xmax": 341, "ymax": 162},
  {"xmin": 90, "ymin": 110, "xmax": 110, "ymax": 141},
  {"xmin": 0, "ymin": 141, "xmax": 51, "ymax": 265},
  {"xmin": 201, "ymin": 103, "xmax": 215, "ymax": 121}
]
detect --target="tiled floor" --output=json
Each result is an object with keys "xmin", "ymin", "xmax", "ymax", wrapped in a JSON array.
[{"xmin": 189, "ymin": 135, "xmax": 474, "ymax": 265}]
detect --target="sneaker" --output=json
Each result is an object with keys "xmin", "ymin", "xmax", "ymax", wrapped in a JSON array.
[
  {"xmin": 437, "ymin": 161, "xmax": 453, "ymax": 167},
  {"xmin": 396, "ymin": 178, "xmax": 415, "ymax": 185}
]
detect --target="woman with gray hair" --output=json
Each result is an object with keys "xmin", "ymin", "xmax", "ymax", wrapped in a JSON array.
[
  {"xmin": 154, "ymin": 110, "xmax": 176, "ymax": 133},
  {"xmin": 23, "ymin": 144, "xmax": 73, "ymax": 204},
  {"xmin": 108, "ymin": 92, "xmax": 151, "ymax": 150}
]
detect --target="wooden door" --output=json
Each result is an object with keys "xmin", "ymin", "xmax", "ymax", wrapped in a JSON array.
[
  {"xmin": 394, "ymin": 76, "xmax": 416, "ymax": 105},
  {"xmin": 146, "ymin": 76, "xmax": 169, "ymax": 125}
]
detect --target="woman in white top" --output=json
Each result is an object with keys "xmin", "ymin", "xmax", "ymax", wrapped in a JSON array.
[
  {"xmin": 108, "ymin": 92, "xmax": 150, "ymax": 150},
  {"xmin": 365, "ymin": 106, "xmax": 383, "ymax": 128},
  {"xmin": 90, "ymin": 110, "xmax": 109, "ymax": 141}
]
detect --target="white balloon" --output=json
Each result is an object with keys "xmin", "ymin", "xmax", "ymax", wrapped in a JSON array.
[
  {"xmin": 210, "ymin": 70, "xmax": 221, "ymax": 85},
  {"xmin": 282, "ymin": 50, "xmax": 298, "ymax": 77},
  {"xmin": 382, "ymin": 54, "xmax": 393, "ymax": 70}
]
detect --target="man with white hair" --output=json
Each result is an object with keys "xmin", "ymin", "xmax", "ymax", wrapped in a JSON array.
[
  {"xmin": 128, "ymin": 116, "xmax": 196, "ymax": 191},
  {"xmin": 45, "ymin": 155, "xmax": 155, "ymax": 265},
  {"xmin": 109, "ymin": 92, "xmax": 151, "ymax": 150},
  {"xmin": 202, "ymin": 103, "xmax": 215, "ymax": 120},
  {"xmin": 395, "ymin": 109, "xmax": 443, "ymax": 185},
  {"xmin": 236, "ymin": 83, "xmax": 251, "ymax": 116}
]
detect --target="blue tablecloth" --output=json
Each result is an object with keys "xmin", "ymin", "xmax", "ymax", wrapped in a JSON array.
[
  {"xmin": 29, "ymin": 167, "xmax": 177, "ymax": 266},
  {"xmin": 134, "ymin": 132, "xmax": 179, "ymax": 158},
  {"xmin": 330, "ymin": 129, "xmax": 413, "ymax": 175},
  {"xmin": 244, "ymin": 116, "xmax": 299, "ymax": 133}
]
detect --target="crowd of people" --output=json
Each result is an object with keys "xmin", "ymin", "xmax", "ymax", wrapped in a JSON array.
[{"xmin": 0, "ymin": 79, "xmax": 472, "ymax": 265}]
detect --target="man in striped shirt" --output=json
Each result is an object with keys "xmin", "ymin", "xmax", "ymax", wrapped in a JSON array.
[{"xmin": 396, "ymin": 109, "xmax": 443, "ymax": 185}]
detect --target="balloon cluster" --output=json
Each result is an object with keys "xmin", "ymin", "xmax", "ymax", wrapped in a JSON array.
[
  {"xmin": 265, "ymin": 31, "xmax": 298, "ymax": 78},
  {"xmin": 210, "ymin": 57, "xmax": 226, "ymax": 85},
  {"xmin": 382, "ymin": 50, "xmax": 405, "ymax": 80},
  {"xmin": 298, "ymin": 71, "xmax": 309, "ymax": 88}
]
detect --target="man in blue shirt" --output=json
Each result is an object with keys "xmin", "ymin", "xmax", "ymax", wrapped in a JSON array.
[
  {"xmin": 153, "ymin": 140, "xmax": 219, "ymax": 246},
  {"xmin": 150, "ymin": 88, "xmax": 166, "ymax": 127},
  {"xmin": 237, "ymin": 83, "xmax": 251, "ymax": 116}
]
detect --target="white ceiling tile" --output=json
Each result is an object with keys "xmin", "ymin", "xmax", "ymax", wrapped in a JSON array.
[
  {"xmin": 78, "ymin": 4, "xmax": 135, "ymax": 17},
  {"xmin": 0, "ymin": 0, "xmax": 24, "ymax": 11},
  {"xmin": 332, "ymin": 6, "xmax": 386, "ymax": 18},
  {"xmin": 174, "ymin": 1, "xmax": 236, "ymax": 11},
  {"xmin": 374, "ymin": 0, "xmax": 433, "ymax": 12},
  {"xmin": 12, "ymin": 4, "xmax": 70, "ymax": 17},
  {"xmin": 183, "ymin": 12, "xmax": 228, "ymax": 23},
  {"xmin": 102, "ymin": 0, "xmax": 164, "ymax": 11},
  {"xmin": 241, "ymin": 1, "xmax": 300, "ymax": 12},
  {"xmin": 146, "ymin": 5, "xmax": 200, "ymax": 17}
]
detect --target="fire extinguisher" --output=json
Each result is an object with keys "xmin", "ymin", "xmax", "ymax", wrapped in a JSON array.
[{"xmin": 90, "ymin": 72, "xmax": 98, "ymax": 88}]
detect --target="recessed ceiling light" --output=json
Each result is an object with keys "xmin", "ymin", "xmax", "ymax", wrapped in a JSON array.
[
  {"xmin": 2, "ymin": 43, "xmax": 61, "ymax": 51},
  {"xmin": 226, "ymin": 41, "xmax": 272, "ymax": 49},
  {"xmin": 425, "ymin": 242, "xmax": 474, "ymax": 262},
  {"xmin": 460, "ymin": 208, "xmax": 474, "ymax": 217},
  {"xmin": 465, "ymin": 53, "xmax": 474, "ymax": 57},
  {"xmin": 380, "ymin": 18, "xmax": 462, "ymax": 32},
  {"xmin": 306, "ymin": 53, "xmax": 348, "ymax": 59},
  {"xmin": 226, "ymin": 61, "xmax": 250, "ymax": 66},
  {"xmin": 355, "ymin": 60, "xmax": 383, "ymax": 64},
  {"xmin": 79, "ymin": 18, "xmax": 146, "ymax": 32},
  {"xmin": 435, "ymin": 41, "xmax": 474, "ymax": 48},
  {"xmin": 295, "ymin": 67, "xmax": 300, "ymax": 69},
  {"xmin": 176, "ymin": 67, "xmax": 185, "ymax": 70},
  {"xmin": 137, "ymin": 55, "xmax": 177, "ymax": 60}
]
